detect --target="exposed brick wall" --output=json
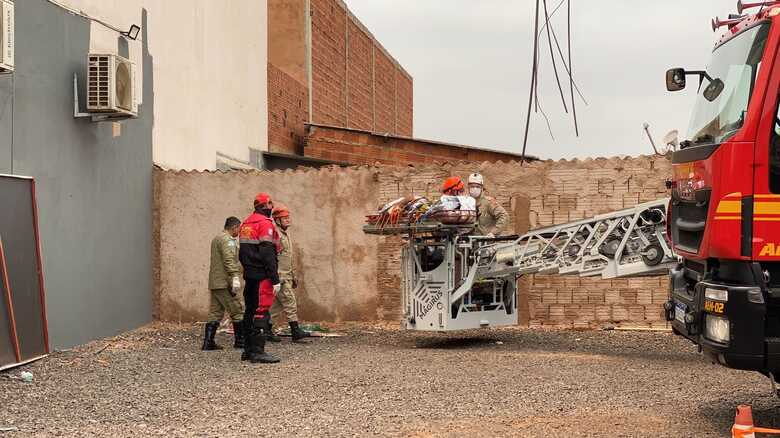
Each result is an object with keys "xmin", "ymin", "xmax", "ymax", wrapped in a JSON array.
[
  {"xmin": 301, "ymin": 0, "xmax": 412, "ymax": 136},
  {"xmin": 347, "ymin": 20, "xmax": 374, "ymax": 131},
  {"xmin": 395, "ymin": 69, "xmax": 413, "ymax": 137},
  {"xmin": 311, "ymin": 0, "xmax": 348, "ymax": 127},
  {"xmin": 373, "ymin": 48, "xmax": 396, "ymax": 134},
  {"xmin": 268, "ymin": 64, "xmax": 310, "ymax": 155},
  {"xmin": 304, "ymin": 124, "xmax": 531, "ymax": 166},
  {"xmin": 374, "ymin": 156, "xmax": 673, "ymax": 328}
]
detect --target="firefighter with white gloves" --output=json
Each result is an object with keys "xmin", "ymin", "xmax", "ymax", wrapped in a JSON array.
[
  {"xmin": 203, "ymin": 216, "xmax": 245, "ymax": 351},
  {"xmin": 468, "ymin": 173, "xmax": 508, "ymax": 237}
]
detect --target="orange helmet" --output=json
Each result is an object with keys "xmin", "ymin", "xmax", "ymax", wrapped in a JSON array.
[
  {"xmin": 272, "ymin": 204, "xmax": 290, "ymax": 219},
  {"xmin": 254, "ymin": 192, "xmax": 272, "ymax": 207},
  {"xmin": 441, "ymin": 176, "xmax": 464, "ymax": 194}
]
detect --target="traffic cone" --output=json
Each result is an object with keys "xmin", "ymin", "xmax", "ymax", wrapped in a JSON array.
[{"xmin": 732, "ymin": 404, "xmax": 756, "ymax": 438}]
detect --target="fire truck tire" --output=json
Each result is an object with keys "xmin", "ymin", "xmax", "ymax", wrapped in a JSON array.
[{"xmin": 642, "ymin": 242, "xmax": 664, "ymax": 266}]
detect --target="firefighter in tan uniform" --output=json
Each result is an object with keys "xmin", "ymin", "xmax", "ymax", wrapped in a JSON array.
[
  {"xmin": 202, "ymin": 216, "xmax": 245, "ymax": 351},
  {"xmin": 268, "ymin": 204, "xmax": 308, "ymax": 343},
  {"xmin": 468, "ymin": 173, "xmax": 508, "ymax": 237}
]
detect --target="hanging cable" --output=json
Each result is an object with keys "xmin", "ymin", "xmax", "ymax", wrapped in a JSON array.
[
  {"xmin": 547, "ymin": 17, "xmax": 589, "ymax": 106},
  {"xmin": 522, "ymin": 0, "xmax": 541, "ymax": 164},
  {"xmin": 567, "ymin": 0, "xmax": 580, "ymax": 136},
  {"xmin": 542, "ymin": 0, "xmax": 568, "ymax": 113}
]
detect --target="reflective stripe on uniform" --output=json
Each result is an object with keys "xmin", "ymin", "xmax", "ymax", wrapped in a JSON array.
[{"xmin": 239, "ymin": 236, "xmax": 274, "ymax": 244}]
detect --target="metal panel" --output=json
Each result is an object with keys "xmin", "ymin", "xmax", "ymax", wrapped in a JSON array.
[
  {"xmin": 0, "ymin": 236, "xmax": 19, "ymax": 367},
  {"xmin": 0, "ymin": 175, "xmax": 47, "ymax": 364}
]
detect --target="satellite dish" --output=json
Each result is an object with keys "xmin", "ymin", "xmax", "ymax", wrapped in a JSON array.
[
  {"xmin": 663, "ymin": 130, "xmax": 679, "ymax": 151},
  {"xmin": 115, "ymin": 61, "xmax": 133, "ymax": 111}
]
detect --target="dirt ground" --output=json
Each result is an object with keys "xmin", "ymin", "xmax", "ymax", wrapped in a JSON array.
[{"xmin": 1, "ymin": 323, "xmax": 779, "ymax": 437}]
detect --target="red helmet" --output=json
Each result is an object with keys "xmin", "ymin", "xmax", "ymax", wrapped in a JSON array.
[
  {"xmin": 272, "ymin": 204, "xmax": 290, "ymax": 219},
  {"xmin": 441, "ymin": 176, "xmax": 464, "ymax": 194},
  {"xmin": 254, "ymin": 192, "xmax": 272, "ymax": 207}
]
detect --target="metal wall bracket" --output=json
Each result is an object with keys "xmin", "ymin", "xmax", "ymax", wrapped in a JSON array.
[{"xmin": 72, "ymin": 74, "xmax": 136, "ymax": 122}]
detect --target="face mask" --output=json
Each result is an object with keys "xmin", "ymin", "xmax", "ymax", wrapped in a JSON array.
[
  {"xmin": 258, "ymin": 207, "xmax": 273, "ymax": 217},
  {"xmin": 469, "ymin": 187, "xmax": 482, "ymax": 198}
]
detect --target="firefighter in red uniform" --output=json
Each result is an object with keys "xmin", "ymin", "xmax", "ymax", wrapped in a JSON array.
[{"xmin": 238, "ymin": 193, "xmax": 282, "ymax": 364}]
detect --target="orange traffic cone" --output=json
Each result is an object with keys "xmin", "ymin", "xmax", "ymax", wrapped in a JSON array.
[{"xmin": 732, "ymin": 404, "xmax": 756, "ymax": 438}]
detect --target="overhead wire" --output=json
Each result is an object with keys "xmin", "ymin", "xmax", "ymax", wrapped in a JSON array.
[
  {"xmin": 537, "ymin": 1, "xmax": 588, "ymax": 106},
  {"xmin": 542, "ymin": 0, "xmax": 568, "ymax": 113},
  {"xmin": 521, "ymin": 0, "xmax": 541, "ymax": 164},
  {"xmin": 567, "ymin": 0, "xmax": 580, "ymax": 136}
]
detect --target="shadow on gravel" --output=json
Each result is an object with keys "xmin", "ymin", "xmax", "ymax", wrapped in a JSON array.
[
  {"xmin": 697, "ymin": 398, "xmax": 780, "ymax": 434},
  {"xmin": 391, "ymin": 328, "xmax": 701, "ymax": 364},
  {"xmin": 413, "ymin": 336, "xmax": 501, "ymax": 349}
]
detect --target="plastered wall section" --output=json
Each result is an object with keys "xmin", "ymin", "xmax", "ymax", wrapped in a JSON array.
[
  {"xmin": 154, "ymin": 167, "xmax": 380, "ymax": 322},
  {"xmin": 375, "ymin": 156, "xmax": 673, "ymax": 328},
  {"xmin": 56, "ymin": 0, "xmax": 269, "ymax": 170}
]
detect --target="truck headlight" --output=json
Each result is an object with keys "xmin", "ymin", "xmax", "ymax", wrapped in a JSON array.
[
  {"xmin": 704, "ymin": 287, "xmax": 728, "ymax": 301},
  {"xmin": 704, "ymin": 314, "xmax": 730, "ymax": 343}
]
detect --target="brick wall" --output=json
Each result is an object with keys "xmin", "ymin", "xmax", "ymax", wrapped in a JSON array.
[
  {"xmin": 306, "ymin": 0, "xmax": 413, "ymax": 135},
  {"xmin": 268, "ymin": 0, "xmax": 414, "ymax": 153},
  {"xmin": 395, "ymin": 69, "xmax": 413, "ymax": 136},
  {"xmin": 311, "ymin": 0, "xmax": 348, "ymax": 127},
  {"xmin": 347, "ymin": 19, "xmax": 374, "ymax": 131},
  {"xmin": 268, "ymin": 64, "xmax": 310, "ymax": 155},
  {"xmin": 304, "ymin": 124, "xmax": 531, "ymax": 166},
  {"xmin": 374, "ymin": 156, "xmax": 673, "ymax": 328}
]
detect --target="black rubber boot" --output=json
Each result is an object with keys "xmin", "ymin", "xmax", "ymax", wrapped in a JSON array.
[
  {"xmin": 290, "ymin": 321, "xmax": 309, "ymax": 344},
  {"xmin": 201, "ymin": 321, "xmax": 223, "ymax": 351},
  {"xmin": 232, "ymin": 321, "xmax": 245, "ymax": 349},
  {"xmin": 248, "ymin": 316, "xmax": 280, "ymax": 364},
  {"xmin": 266, "ymin": 322, "xmax": 282, "ymax": 343}
]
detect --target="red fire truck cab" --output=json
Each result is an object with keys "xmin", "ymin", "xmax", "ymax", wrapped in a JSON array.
[{"xmin": 666, "ymin": 3, "xmax": 780, "ymax": 381}]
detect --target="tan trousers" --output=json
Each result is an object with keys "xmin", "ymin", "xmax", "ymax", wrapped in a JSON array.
[
  {"xmin": 207, "ymin": 288, "xmax": 244, "ymax": 323},
  {"xmin": 270, "ymin": 279, "xmax": 298, "ymax": 323}
]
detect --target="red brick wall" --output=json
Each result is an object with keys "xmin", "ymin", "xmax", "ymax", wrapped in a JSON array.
[
  {"xmin": 311, "ymin": 0, "xmax": 348, "ymax": 127},
  {"xmin": 395, "ymin": 69, "xmax": 413, "ymax": 137},
  {"xmin": 268, "ymin": 63, "xmax": 310, "ymax": 155},
  {"xmin": 373, "ymin": 48, "xmax": 395, "ymax": 134},
  {"xmin": 347, "ymin": 20, "xmax": 374, "ymax": 131},
  {"xmin": 305, "ymin": 125, "xmax": 528, "ymax": 166},
  {"xmin": 304, "ymin": 0, "xmax": 413, "ymax": 136}
]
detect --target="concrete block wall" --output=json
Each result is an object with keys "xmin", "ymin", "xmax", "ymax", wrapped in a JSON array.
[{"xmin": 268, "ymin": 63, "xmax": 310, "ymax": 155}]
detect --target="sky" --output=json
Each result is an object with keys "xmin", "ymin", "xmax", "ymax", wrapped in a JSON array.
[{"xmin": 347, "ymin": 0, "xmax": 738, "ymax": 159}]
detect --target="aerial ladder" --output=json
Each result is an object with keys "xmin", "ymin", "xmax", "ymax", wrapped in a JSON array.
[{"xmin": 364, "ymin": 198, "xmax": 675, "ymax": 331}]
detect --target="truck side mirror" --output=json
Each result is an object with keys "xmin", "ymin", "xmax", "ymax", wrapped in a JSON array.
[{"xmin": 666, "ymin": 68, "xmax": 686, "ymax": 91}]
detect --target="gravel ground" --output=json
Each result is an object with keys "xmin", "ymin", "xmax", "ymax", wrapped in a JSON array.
[{"xmin": 1, "ymin": 322, "xmax": 779, "ymax": 437}]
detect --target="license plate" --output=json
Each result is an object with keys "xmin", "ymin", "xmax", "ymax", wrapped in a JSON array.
[{"xmin": 674, "ymin": 302, "xmax": 686, "ymax": 323}]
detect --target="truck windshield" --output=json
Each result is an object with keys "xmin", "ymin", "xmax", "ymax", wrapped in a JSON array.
[{"xmin": 687, "ymin": 23, "xmax": 770, "ymax": 145}]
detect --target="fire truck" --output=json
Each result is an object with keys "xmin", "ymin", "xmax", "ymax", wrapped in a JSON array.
[{"xmin": 664, "ymin": 0, "xmax": 780, "ymax": 385}]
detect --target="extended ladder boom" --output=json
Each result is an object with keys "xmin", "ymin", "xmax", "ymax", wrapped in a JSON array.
[{"xmin": 481, "ymin": 198, "xmax": 675, "ymax": 280}]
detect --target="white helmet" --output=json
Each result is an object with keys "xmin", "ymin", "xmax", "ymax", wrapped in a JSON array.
[{"xmin": 468, "ymin": 173, "xmax": 484, "ymax": 186}]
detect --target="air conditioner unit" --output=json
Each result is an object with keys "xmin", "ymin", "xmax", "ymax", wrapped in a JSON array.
[
  {"xmin": 0, "ymin": 0, "xmax": 14, "ymax": 73},
  {"xmin": 86, "ymin": 54, "xmax": 137, "ymax": 117}
]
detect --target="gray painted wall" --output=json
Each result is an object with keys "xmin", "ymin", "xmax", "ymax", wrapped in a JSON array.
[{"xmin": 0, "ymin": 0, "xmax": 154, "ymax": 348}]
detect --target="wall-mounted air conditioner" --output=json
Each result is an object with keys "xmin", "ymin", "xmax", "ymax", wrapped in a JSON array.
[
  {"xmin": 0, "ymin": 0, "xmax": 14, "ymax": 73},
  {"xmin": 86, "ymin": 54, "xmax": 137, "ymax": 117}
]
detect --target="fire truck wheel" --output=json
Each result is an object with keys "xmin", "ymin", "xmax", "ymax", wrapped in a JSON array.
[{"xmin": 642, "ymin": 243, "xmax": 664, "ymax": 266}]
